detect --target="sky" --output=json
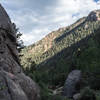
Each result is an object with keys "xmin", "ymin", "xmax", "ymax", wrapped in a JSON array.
[{"xmin": 1, "ymin": 0, "xmax": 100, "ymax": 45}]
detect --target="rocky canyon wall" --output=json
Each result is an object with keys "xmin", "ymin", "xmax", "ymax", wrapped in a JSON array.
[{"xmin": 0, "ymin": 4, "xmax": 40, "ymax": 100}]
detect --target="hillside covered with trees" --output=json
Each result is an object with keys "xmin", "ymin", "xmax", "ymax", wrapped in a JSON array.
[{"xmin": 20, "ymin": 10, "xmax": 100, "ymax": 100}]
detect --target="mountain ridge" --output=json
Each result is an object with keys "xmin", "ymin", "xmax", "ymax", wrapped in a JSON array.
[
  {"xmin": 20, "ymin": 9, "xmax": 100, "ymax": 68},
  {"xmin": 20, "ymin": 9, "xmax": 100, "ymax": 100}
]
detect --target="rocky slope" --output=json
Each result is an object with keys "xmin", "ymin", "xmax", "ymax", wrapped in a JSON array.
[{"xmin": 0, "ymin": 4, "xmax": 40, "ymax": 100}]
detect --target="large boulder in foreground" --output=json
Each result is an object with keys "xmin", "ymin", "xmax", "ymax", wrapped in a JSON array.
[
  {"xmin": 63, "ymin": 70, "xmax": 82, "ymax": 98},
  {"xmin": 0, "ymin": 4, "xmax": 40, "ymax": 100}
]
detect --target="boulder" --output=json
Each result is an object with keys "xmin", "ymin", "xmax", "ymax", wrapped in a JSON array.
[
  {"xmin": 63, "ymin": 70, "xmax": 82, "ymax": 98},
  {"xmin": 73, "ymin": 93, "xmax": 80, "ymax": 100},
  {"xmin": 0, "ymin": 4, "xmax": 40, "ymax": 100}
]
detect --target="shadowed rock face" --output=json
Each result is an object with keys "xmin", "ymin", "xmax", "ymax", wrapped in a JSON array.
[
  {"xmin": 87, "ymin": 10, "xmax": 100, "ymax": 21},
  {"xmin": 0, "ymin": 4, "xmax": 40, "ymax": 100}
]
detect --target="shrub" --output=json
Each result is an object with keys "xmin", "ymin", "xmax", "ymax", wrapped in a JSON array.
[
  {"xmin": 96, "ymin": 91, "xmax": 100, "ymax": 100},
  {"xmin": 79, "ymin": 87, "xmax": 96, "ymax": 100}
]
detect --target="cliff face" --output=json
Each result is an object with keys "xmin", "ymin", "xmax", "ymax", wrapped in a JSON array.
[{"xmin": 0, "ymin": 4, "xmax": 40, "ymax": 100}]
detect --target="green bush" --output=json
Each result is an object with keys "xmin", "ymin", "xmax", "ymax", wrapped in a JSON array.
[
  {"xmin": 49, "ymin": 95, "xmax": 72, "ymax": 100},
  {"xmin": 96, "ymin": 91, "xmax": 100, "ymax": 100},
  {"xmin": 79, "ymin": 87, "xmax": 96, "ymax": 100}
]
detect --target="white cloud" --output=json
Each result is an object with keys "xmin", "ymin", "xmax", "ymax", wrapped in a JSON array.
[
  {"xmin": 21, "ymin": 28, "xmax": 50, "ymax": 45},
  {"xmin": 53, "ymin": 0, "xmax": 100, "ymax": 26},
  {"xmin": 1, "ymin": 0, "xmax": 100, "ymax": 46}
]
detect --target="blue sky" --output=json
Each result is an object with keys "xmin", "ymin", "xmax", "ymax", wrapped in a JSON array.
[
  {"xmin": 94, "ymin": 0, "xmax": 99, "ymax": 2},
  {"xmin": 1, "ymin": 0, "xmax": 100, "ymax": 45}
]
